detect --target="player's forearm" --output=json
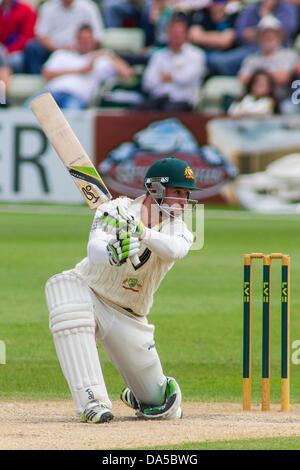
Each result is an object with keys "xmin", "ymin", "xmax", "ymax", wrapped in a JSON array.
[
  {"xmin": 87, "ymin": 238, "xmax": 111, "ymax": 266},
  {"xmin": 198, "ymin": 30, "xmax": 235, "ymax": 50},
  {"xmin": 109, "ymin": 53, "xmax": 133, "ymax": 79},
  {"xmin": 268, "ymin": 70, "xmax": 293, "ymax": 86},
  {"xmin": 142, "ymin": 227, "xmax": 192, "ymax": 261},
  {"xmin": 142, "ymin": 63, "xmax": 162, "ymax": 91},
  {"xmin": 189, "ymin": 27, "xmax": 235, "ymax": 50},
  {"xmin": 42, "ymin": 66, "xmax": 87, "ymax": 80}
]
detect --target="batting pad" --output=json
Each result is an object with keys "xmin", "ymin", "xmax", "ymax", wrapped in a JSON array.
[{"xmin": 46, "ymin": 272, "xmax": 112, "ymax": 414}]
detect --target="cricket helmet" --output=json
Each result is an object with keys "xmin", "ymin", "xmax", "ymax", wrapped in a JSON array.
[{"xmin": 144, "ymin": 157, "xmax": 198, "ymax": 191}]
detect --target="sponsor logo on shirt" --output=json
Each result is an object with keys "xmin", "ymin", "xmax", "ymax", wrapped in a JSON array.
[
  {"xmin": 91, "ymin": 217, "xmax": 102, "ymax": 231},
  {"xmin": 122, "ymin": 278, "xmax": 142, "ymax": 292}
]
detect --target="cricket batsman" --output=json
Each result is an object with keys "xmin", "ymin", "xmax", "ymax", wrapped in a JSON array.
[{"xmin": 45, "ymin": 157, "xmax": 198, "ymax": 423}]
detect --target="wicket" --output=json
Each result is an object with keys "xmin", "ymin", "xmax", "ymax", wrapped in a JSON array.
[{"xmin": 243, "ymin": 253, "xmax": 290, "ymax": 412}]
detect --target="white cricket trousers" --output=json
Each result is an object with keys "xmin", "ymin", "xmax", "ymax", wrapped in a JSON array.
[{"xmin": 45, "ymin": 271, "xmax": 166, "ymax": 414}]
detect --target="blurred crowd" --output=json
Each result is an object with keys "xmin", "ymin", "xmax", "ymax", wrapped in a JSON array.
[{"xmin": 1, "ymin": 0, "xmax": 300, "ymax": 115}]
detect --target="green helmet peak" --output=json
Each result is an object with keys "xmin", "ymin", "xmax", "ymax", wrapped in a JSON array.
[{"xmin": 144, "ymin": 157, "xmax": 198, "ymax": 191}]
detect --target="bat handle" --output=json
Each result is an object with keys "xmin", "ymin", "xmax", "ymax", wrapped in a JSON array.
[{"xmin": 131, "ymin": 254, "xmax": 140, "ymax": 267}]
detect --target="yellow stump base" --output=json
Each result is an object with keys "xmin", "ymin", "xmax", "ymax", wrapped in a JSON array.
[{"xmin": 281, "ymin": 378, "xmax": 290, "ymax": 412}]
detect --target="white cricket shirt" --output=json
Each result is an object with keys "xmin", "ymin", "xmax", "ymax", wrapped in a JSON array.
[
  {"xmin": 73, "ymin": 196, "xmax": 194, "ymax": 317},
  {"xmin": 142, "ymin": 43, "xmax": 206, "ymax": 105}
]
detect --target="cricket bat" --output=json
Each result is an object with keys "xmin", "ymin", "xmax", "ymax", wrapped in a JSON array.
[
  {"xmin": 30, "ymin": 92, "xmax": 139, "ymax": 265},
  {"xmin": 30, "ymin": 92, "xmax": 111, "ymax": 209}
]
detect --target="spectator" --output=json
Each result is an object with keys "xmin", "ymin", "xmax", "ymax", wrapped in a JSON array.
[
  {"xmin": 122, "ymin": 1, "xmax": 176, "ymax": 66},
  {"xmin": 196, "ymin": 0, "xmax": 299, "ymax": 77},
  {"xmin": 238, "ymin": 15, "xmax": 298, "ymax": 103},
  {"xmin": 142, "ymin": 0, "xmax": 174, "ymax": 47},
  {"xmin": 228, "ymin": 69, "xmax": 280, "ymax": 116},
  {"xmin": 100, "ymin": 0, "xmax": 144, "ymax": 27},
  {"xmin": 29, "ymin": 25, "xmax": 133, "ymax": 110},
  {"xmin": 188, "ymin": 0, "xmax": 239, "ymax": 75},
  {"xmin": 25, "ymin": 0, "xmax": 104, "ymax": 74},
  {"xmin": 235, "ymin": 0, "xmax": 298, "ymax": 47},
  {"xmin": 133, "ymin": 14, "xmax": 206, "ymax": 111},
  {"xmin": 100, "ymin": 1, "xmax": 174, "ymax": 60},
  {"xmin": 0, "ymin": 0, "xmax": 37, "ymax": 73}
]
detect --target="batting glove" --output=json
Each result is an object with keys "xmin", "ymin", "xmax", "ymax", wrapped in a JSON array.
[
  {"xmin": 100, "ymin": 206, "xmax": 143, "ymax": 238},
  {"xmin": 107, "ymin": 231, "xmax": 140, "ymax": 266}
]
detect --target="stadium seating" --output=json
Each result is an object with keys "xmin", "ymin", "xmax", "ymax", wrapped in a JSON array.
[
  {"xmin": 92, "ymin": 64, "xmax": 145, "ymax": 108},
  {"xmin": 8, "ymin": 74, "xmax": 46, "ymax": 106},
  {"xmin": 197, "ymin": 75, "xmax": 244, "ymax": 114},
  {"xmin": 101, "ymin": 27, "xmax": 145, "ymax": 54}
]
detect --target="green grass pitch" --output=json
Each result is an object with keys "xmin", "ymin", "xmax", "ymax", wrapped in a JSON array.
[{"xmin": 1, "ymin": 204, "xmax": 300, "ymax": 449}]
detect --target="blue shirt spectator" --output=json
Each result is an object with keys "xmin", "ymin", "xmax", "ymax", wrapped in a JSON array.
[
  {"xmin": 188, "ymin": 0, "xmax": 239, "ymax": 75},
  {"xmin": 188, "ymin": 0, "xmax": 238, "ymax": 51},
  {"xmin": 193, "ymin": 0, "xmax": 299, "ymax": 76},
  {"xmin": 235, "ymin": 0, "xmax": 298, "ymax": 46}
]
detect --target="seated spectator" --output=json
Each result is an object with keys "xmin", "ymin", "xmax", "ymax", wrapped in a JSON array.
[
  {"xmin": 238, "ymin": 15, "xmax": 298, "ymax": 102},
  {"xmin": 100, "ymin": 0, "xmax": 144, "ymax": 28},
  {"xmin": 25, "ymin": 0, "xmax": 104, "ymax": 74},
  {"xmin": 123, "ymin": 1, "xmax": 176, "ymax": 67},
  {"xmin": 133, "ymin": 14, "xmax": 206, "ymax": 111},
  {"xmin": 0, "ymin": 0, "xmax": 37, "ymax": 73},
  {"xmin": 199, "ymin": 0, "xmax": 299, "ymax": 76},
  {"xmin": 29, "ymin": 25, "xmax": 133, "ymax": 110},
  {"xmin": 228, "ymin": 69, "xmax": 280, "ymax": 116},
  {"xmin": 141, "ymin": 0, "xmax": 174, "ymax": 48},
  {"xmin": 235, "ymin": 0, "xmax": 298, "ymax": 47},
  {"xmin": 188, "ymin": 0, "xmax": 239, "ymax": 76}
]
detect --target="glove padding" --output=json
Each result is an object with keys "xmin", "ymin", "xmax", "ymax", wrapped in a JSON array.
[
  {"xmin": 107, "ymin": 231, "xmax": 140, "ymax": 266},
  {"xmin": 101, "ymin": 206, "xmax": 143, "ymax": 237}
]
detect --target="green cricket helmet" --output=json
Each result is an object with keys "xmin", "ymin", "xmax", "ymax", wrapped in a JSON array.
[{"xmin": 144, "ymin": 158, "xmax": 198, "ymax": 196}]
